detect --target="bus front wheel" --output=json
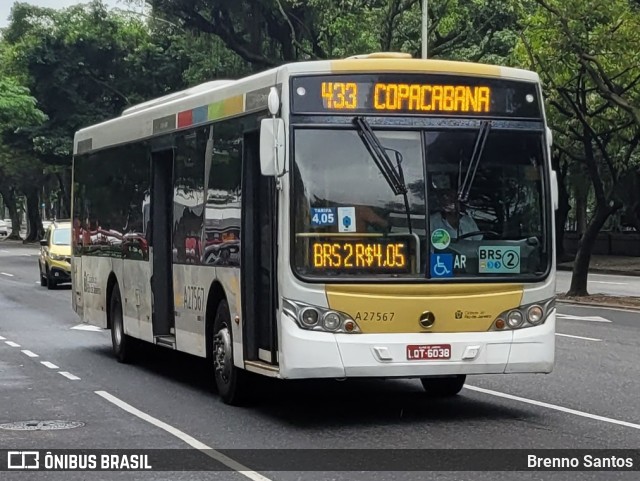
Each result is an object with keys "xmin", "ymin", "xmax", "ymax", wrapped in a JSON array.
[
  {"xmin": 109, "ymin": 284, "xmax": 132, "ymax": 363},
  {"xmin": 420, "ymin": 375, "xmax": 466, "ymax": 397},
  {"xmin": 213, "ymin": 300, "xmax": 247, "ymax": 405}
]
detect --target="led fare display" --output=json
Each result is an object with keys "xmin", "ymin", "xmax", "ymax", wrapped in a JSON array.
[{"xmin": 311, "ymin": 238, "xmax": 410, "ymax": 274}]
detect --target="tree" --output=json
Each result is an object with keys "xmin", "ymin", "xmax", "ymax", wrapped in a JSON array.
[
  {"xmin": 146, "ymin": 0, "xmax": 525, "ymax": 68},
  {"xmin": 0, "ymin": 78, "xmax": 46, "ymax": 239},
  {"xmin": 1, "ymin": 1, "xmax": 194, "ymax": 238},
  {"xmin": 517, "ymin": 0, "xmax": 640, "ymax": 295}
]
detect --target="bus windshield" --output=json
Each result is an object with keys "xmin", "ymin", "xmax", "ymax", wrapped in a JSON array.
[{"xmin": 292, "ymin": 128, "xmax": 549, "ymax": 280}]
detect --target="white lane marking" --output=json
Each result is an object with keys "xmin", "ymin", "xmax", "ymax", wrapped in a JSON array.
[
  {"xmin": 0, "ymin": 336, "xmax": 5, "ymax": 340},
  {"xmin": 59, "ymin": 372, "xmax": 81, "ymax": 381},
  {"xmin": 555, "ymin": 333, "xmax": 602, "ymax": 342},
  {"xmin": 1, "ymin": 272, "xmax": 14, "ymax": 277},
  {"xmin": 0, "ymin": 249, "xmax": 9, "ymax": 253},
  {"xmin": 71, "ymin": 324, "xmax": 104, "ymax": 332},
  {"xmin": 556, "ymin": 313, "xmax": 611, "ymax": 323},
  {"xmin": 5, "ymin": 341, "xmax": 20, "ymax": 347},
  {"xmin": 41, "ymin": 361, "xmax": 59, "ymax": 369},
  {"xmin": 559, "ymin": 303, "xmax": 640, "ymax": 314},
  {"xmin": 465, "ymin": 385, "xmax": 640, "ymax": 430},
  {"xmin": 590, "ymin": 281, "xmax": 628, "ymax": 285},
  {"xmin": 21, "ymin": 350, "xmax": 39, "ymax": 357},
  {"xmin": 95, "ymin": 391, "xmax": 271, "ymax": 481}
]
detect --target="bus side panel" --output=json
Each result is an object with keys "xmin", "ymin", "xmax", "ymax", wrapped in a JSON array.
[
  {"xmin": 173, "ymin": 264, "xmax": 215, "ymax": 357},
  {"xmin": 172, "ymin": 265, "xmax": 242, "ymax": 359},
  {"xmin": 72, "ymin": 255, "xmax": 82, "ymax": 318},
  {"xmin": 216, "ymin": 268, "xmax": 243, "ymax": 366},
  {"xmin": 122, "ymin": 258, "xmax": 153, "ymax": 342},
  {"xmin": 79, "ymin": 256, "xmax": 118, "ymax": 329}
]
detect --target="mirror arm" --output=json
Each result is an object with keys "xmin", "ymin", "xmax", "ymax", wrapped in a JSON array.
[{"xmin": 271, "ymin": 115, "xmax": 283, "ymax": 191}]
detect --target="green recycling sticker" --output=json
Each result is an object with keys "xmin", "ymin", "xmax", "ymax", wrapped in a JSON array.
[{"xmin": 431, "ymin": 228, "xmax": 451, "ymax": 250}]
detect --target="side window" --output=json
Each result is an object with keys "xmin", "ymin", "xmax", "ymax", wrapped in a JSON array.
[
  {"xmin": 173, "ymin": 129, "xmax": 207, "ymax": 265},
  {"xmin": 204, "ymin": 121, "xmax": 242, "ymax": 267},
  {"xmin": 73, "ymin": 144, "xmax": 149, "ymax": 259}
]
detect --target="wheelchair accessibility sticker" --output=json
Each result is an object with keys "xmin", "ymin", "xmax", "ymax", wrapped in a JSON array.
[
  {"xmin": 430, "ymin": 253, "xmax": 453, "ymax": 278},
  {"xmin": 478, "ymin": 246, "xmax": 521, "ymax": 274}
]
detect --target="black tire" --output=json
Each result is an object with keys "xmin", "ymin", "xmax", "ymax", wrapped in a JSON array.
[
  {"xmin": 420, "ymin": 375, "xmax": 466, "ymax": 397},
  {"xmin": 39, "ymin": 264, "xmax": 47, "ymax": 287},
  {"xmin": 109, "ymin": 284, "xmax": 132, "ymax": 363},
  {"xmin": 46, "ymin": 267, "xmax": 57, "ymax": 290},
  {"xmin": 212, "ymin": 300, "xmax": 248, "ymax": 405}
]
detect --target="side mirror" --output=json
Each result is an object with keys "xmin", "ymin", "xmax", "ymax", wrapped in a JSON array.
[
  {"xmin": 546, "ymin": 126, "xmax": 553, "ymax": 149},
  {"xmin": 550, "ymin": 169, "xmax": 559, "ymax": 211},
  {"xmin": 40, "ymin": 239, "xmax": 48, "ymax": 246},
  {"xmin": 259, "ymin": 118, "xmax": 285, "ymax": 176}
]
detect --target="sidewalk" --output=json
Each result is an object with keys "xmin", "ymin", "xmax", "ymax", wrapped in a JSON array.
[{"xmin": 557, "ymin": 255, "xmax": 640, "ymax": 277}]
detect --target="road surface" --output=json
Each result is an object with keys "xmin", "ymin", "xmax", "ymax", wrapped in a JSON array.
[
  {"xmin": 1, "ymin": 242, "xmax": 639, "ymax": 480},
  {"xmin": 556, "ymin": 270, "xmax": 640, "ymax": 297}
]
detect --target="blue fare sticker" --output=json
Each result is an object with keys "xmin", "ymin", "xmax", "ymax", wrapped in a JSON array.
[
  {"xmin": 310, "ymin": 207, "xmax": 337, "ymax": 227},
  {"xmin": 478, "ymin": 246, "xmax": 521, "ymax": 273},
  {"xmin": 430, "ymin": 253, "xmax": 454, "ymax": 278}
]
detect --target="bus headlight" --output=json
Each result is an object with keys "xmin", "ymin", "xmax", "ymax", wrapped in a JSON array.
[
  {"xmin": 282, "ymin": 299, "xmax": 361, "ymax": 334},
  {"xmin": 322, "ymin": 312, "xmax": 341, "ymax": 331},
  {"xmin": 527, "ymin": 305, "xmax": 544, "ymax": 325},
  {"xmin": 506, "ymin": 310, "xmax": 524, "ymax": 328},
  {"xmin": 491, "ymin": 298, "xmax": 555, "ymax": 331},
  {"xmin": 300, "ymin": 307, "xmax": 319, "ymax": 327}
]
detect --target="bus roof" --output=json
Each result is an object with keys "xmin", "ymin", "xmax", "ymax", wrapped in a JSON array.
[{"xmin": 73, "ymin": 56, "xmax": 540, "ymax": 154}]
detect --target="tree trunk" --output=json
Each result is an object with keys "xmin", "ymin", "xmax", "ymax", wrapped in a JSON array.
[
  {"xmin": 567, "ymin": 204, "xmax": 619, "ymax": 296},
  {"xmin": 55, "ymin": 171, "xmax": 70, "ymax": 218},
  {"xmin": 575, "ymin": 191, "xmax": 588, "ymax": 235},
  {"xmin": 0, "ymin": 186, "xmax": 22, "ymax": 240},
  {"xmin": 24, "ymin": 187, "xmax": 43, "ymax": 242}
]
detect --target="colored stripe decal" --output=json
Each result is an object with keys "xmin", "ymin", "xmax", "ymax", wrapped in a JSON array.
[
  {"xmin": 192, "ymin": 106, "xmax": 208, "ymax": 124},
  {"xmin": 177, "ymin": 110, "xmax": 193, "ymax": 128}
]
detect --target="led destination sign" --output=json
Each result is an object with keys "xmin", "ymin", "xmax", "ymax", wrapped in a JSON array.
[
  {"xmin": 292, "ymin": 74, "xmax": 541, "ymax": 118},
  {"xmin": 321, "ymin": 81, "xmax": 491, "ymax": 113}
]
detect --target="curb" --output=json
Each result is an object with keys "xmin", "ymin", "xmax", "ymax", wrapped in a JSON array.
[
  {"xmin": 557, "ymin": 265, "xmax": 640, "ymax": 277},
  {"xmin": 557, "ymin": 299, "xmax": 640, "ymax": 312}
]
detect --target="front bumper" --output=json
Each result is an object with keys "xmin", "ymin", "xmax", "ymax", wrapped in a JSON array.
[
  {"xmin": 48, "ymin": 260, "xmax": 71, "ymax": 282},
  {"xmin": 279, "ymin": 311, "xmax": 555, "ymax": 379}
]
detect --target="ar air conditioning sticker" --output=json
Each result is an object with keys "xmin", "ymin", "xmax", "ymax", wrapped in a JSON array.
[
  {"xmin": 310, "ymin": 207, "xmax": 336, "ymax": 227},
  {"xmin": 431, "ymin": 228, "xmax": 451, "ymax": 250},
  {"xmin": 338, "ymin": 207, "xmax": 356, "ymax": 233},
  {"xmin": 478, "ymin": 246, "xmax": 521, "ymax": 274}
]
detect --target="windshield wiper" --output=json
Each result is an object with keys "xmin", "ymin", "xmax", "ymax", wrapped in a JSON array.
[
  {"xmin": 353, "ymin": 116, "xmax": 412, "ymax": 233},
  {"xmin": 458, "ymin": 120, "xmax": 491, "ymax": 204}
]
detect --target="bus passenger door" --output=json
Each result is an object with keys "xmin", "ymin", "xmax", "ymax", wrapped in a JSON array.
[
  {"xmin": 241, "ymin": 130, "xmax": 278, "ymax": 365},
  {"xmin": 150, "ymin": 147, "xmax": 175, "ymax": 346}
]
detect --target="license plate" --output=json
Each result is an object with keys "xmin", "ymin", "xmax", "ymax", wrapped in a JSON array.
[{"xmin": 406, "ymin": 344, "xmax": 451, "ymax": 360}]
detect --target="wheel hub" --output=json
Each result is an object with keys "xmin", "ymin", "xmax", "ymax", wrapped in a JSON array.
[{"xmin": 214, "ymin": 327, "xmax": 232, "ymax": 384}]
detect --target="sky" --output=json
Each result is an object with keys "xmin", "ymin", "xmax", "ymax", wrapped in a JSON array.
[{"xmin": 0, "ymin": 0, "xmax": 139, "ymax": 28}]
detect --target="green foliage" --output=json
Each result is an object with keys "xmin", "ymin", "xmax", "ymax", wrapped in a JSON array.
[
  {"xmin": 0, "ymin": 78, "xmax": 46, "ymax": 131},
  {"xmin": 146, "ymin": 0, "xmax": 523, "ymax": 67},
  {"xmin": 2, "ymin": 0, "xmax": 190, "ymax": 165}
]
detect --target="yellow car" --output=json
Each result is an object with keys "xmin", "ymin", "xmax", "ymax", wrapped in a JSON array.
[{"xmin": 39, "ymin": 221, "xmax": 72, "ymax": 289}]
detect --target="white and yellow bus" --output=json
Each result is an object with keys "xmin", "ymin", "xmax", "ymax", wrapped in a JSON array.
[{"xmin": 71, "ymin": 53, "xmax": 558, "ymax": 404}]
